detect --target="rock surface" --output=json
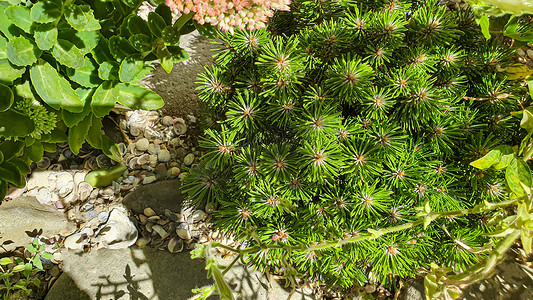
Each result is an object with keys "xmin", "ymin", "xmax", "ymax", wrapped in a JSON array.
[
  {"xmin": 0, "ymin": 196, "xmax": 75, "ymax": 253},
  {"xmin": 95, "ymin": 209, "xmax": 138, "ymax": 250},
  {"xmin": 123, "ymin": 180, "xmax": 185, "ymax": 215}
]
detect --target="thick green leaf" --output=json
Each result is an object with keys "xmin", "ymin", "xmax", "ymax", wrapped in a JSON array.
[
  {"xmin": 65, "ymin": 5, "xmax": 101, "ymax": 31},
  {"xmin": 85, "ymin": 164, "xmax": 127, "ymax": 187},
  {"xmin": 128, "ymin": 16, "xmax": 151, "ymax": 36},
  {"xmin": 0, "ymin": 83, "xmax": 14, "ymax": 112},
  {"xmin": 7, "ymin": 36, "xmax": 41, "ymax": 66},
  {"xmin": 0, "ymin": 257, "xmax": 11, "ymax": 265},
  {"xmin": 161, "ymin": 25, "xmax": 180, "ymax": 45},
  {"xmin": 27, "ymin": 141, "xmax": 44, "ymax": 162},
  {"xmin": 34, "ymin": 23, "xmax": 58, "ymax": 50},
  {"xmin": 178, "ymin": 19, "xmax": 195, "ymax": 35},
  {"xmin": 10, "ymin": 158, "xmax": 30, "ymax": 175},
  {"xmin": 51, "ymin": 39, "xmax": 85, "ymax": 68},
  {"xmin": 117, "ymin": 83, "xmax": 164, "ymax": 110},
  {"xmin": 0, "ymin": 151, "xmax": 3, "ymax": 164},
  {"xmin": 119, "ymin": 54, "xmax": 143, "ymax": 83},
  {"xmin": 0, "ymin": 161, "xmax": 25, "ymax": 187},
  {"xmin": 478, "ymin": 15, "xmax": 491, "ymax": 40},
  {"xmin": 0, "ymin": 109, "xmax": 34, "ymax": 138},
  {"xmin": 148, "ymin": 12, "xmax": 166, "ymax": 38},
  {"xmin": 91, "ymin": 81, "xmax": 119, "ymax": 117},
  {"xmin": 59, "ymin": 30, "xmax": 100, "ymax": 54},
  {"xmin": 155, "ymin": 4, "xmax": 172, "ymax": 25},
  {"xmin": 155, "ymin": 45, "xmax": 173, "ymax": 73},
  {"xmin": 194, "ymin": 22, "xmax": 217, "ymax": 39},
  {"xmin": 98, "ymin": 61, "xmax": 119, "ymax": 80},
  {"xmin": 168, "ymin": 46, "xmax": 189, "ymax": 63},
  {"xmin": 42, "ymin": 125, "xmax": 67, "ymax": 143},
  {"xmin": 108, "ymin": 36, "xmax": 136, "ymax": 62},
  {"xmin": 0, "ymin": 59, "xmax": 25, "ymax": 83},
  {"xmin": 506, "ymin": 159, "xmax": 533, "ymax": 197},
  {"xmin": 62, "ymin": 87, "xmax": 94, "ymax": 127},
  {"xmin": 120, "ymin": 0, "xmax": 141, "ymax": 8},
  {"xmin": 86, "ymin": 114, "xmax": 103, "ymax": 148},
  {"xmin": 0, "ymin": 36, "xmax": 7, "ymax": 59},
  {"xmin": 519, "ymin": 107, "xmax": 533, "ymax": 133},
  {"xmin": 470, "ymin": 145, "xmax": 514, "ymax": 170},
  {"xmin": 0, "ymin": 140, "xmax": 24, "ymax": 161},
  {"xmin": 5, "ymin": 5, "xmax": 32, "ymax": 33},
  {"xmin": 41, "ymin": 142, "xmax": 56, "ymax": 153},
  {"xmin": 30, "ymin": 61, "xmax": 83, "ymax": 112},
  {"xmin": 67, "ymin": 57, "xmax": 102, "ymax": 87},
  {"xmin": 68, "ymin": 113, "xmax": 93, "ymax": 155},
  {"xmin": 30, "ymin": 0, "xmax": 62, "ymax": 23},
  {"xmin": 0, "ymin": 2, "xmax": 24, "ymax": 39},
  {"xmin": 129, "ymin": 34, "xmax": 151, "ymax": 52}
]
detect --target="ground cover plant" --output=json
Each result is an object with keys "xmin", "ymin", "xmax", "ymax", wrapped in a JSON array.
[{"xmin": 184, "ymin": 0, "xmax": 533, "ymax": 297}]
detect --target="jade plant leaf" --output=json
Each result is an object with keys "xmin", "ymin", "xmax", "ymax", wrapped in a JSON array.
[
  {"xmin": 30, "ymin": 0, "xmax": 62, "ymax": 23},
  {"xmin": 108, "ymin": 36, "xmax": 136, "ymax": 62},
  {"xmin": 119, "ymin": 54, "xmax": 143, "ymax": 82},
  {"xmin": 117, "ymin": 83, "xmax": 164, "ymax": 110},
  {"xmin": 0, "ymin": 140, "xmax": 24, "ymax": 161},
  {"xmin": 0, "ymin": 161, "xmax": 25, "ymax": 188},
  {"xmin": 155, "ymin": 4, "xmax": 172, "ymax": 25},
  {"xmin": 30, "ymin": 60, "xmax": 84, "ymax": 112},
  {"xmin": 128, "ymin": 34, "xmax": 151, "ymax": 52},
  {"xmin": 161, "ymin": 25, "xmax": 180, "ymax": 45},
  {"xmin": 0, "ymin": 109, "xmax": 34, "ymax": 138},
  {"xmin": 148, "ymin": 12, "xmax": 166, "ymax": 38},
  {"xmin": 67, "ymin": 57, "xmax": 102, "ymax": 87},
  {"xmin": 33, "ymin": 23, "xmax": 58, "ymax": 50},
  {"xmin": 65, "ymin": 5, "xmax": 101, "ymax": 31},
  {"xmin": 10, "ymin": 157, "xmax": 31, "ymax": 175},
  {"xmin": 85, "ymin": 164, "xmax": 127, "ymax": 187},
  {"xmin": 155, "ymin": 44, "xmax": 172, "ymax": 73},
  {"xmin": 0, "ymin": 59, "xmax": 25, "ymax": 83},
  {"xmin": 27, "ymin": 140, "xmax": 44, "ymax": 162},
  {"xmin": 0, "ymin": 83, "xmax": 14, "ymax": 112},
  {"xmin": 7, "ymin": 36, "xmax": 41, "ymax": 66},
  {"xmin": 91, "ymin": 81, "xmax": 119, "ymax": 117},
  {"xmin": 51, "ymin": 39, "xmax": 85, "ymax": 69},
  {"xmin": 120, "ymin": 0, "xmax": 142, "ymax": 8},
  {"xmin": 168, "ymin": 46, "xmax": 189, "ymax": 63},
  {"xmin": 5, "ymin": 5, "xmax": 32, "ymax": 33},
  {"xmin": 128, "ymin": 16, "xmax": 151, "ymax": 36},
  {"xmin": 68, "ymin": 113, "xmax": 93, "ymax": 155}
]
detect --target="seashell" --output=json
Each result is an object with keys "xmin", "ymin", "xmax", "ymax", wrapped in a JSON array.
[
  {"xmin": 145, "ymin": 222, "xmax": 154, "ymax": 233},
  {"xmin": 146, "ymin": 111, "xmax": 159, "ymax": 123},
  {"xmin": 139, "ymin": 214, "xmax": 148, "ymax": 224},
  {"xmin": 191, "ymin": 210, "xmax": 207, "ymax": 223},
  {"xmin": 56, "ymin": 173, "xmax": 74, "ymax": 198},
  {"xmin": 176, "ymin": 223, "xmax": 191, "ymax": 240},
  {"xmin": 79, "ymin": 149, "xmax": 94, "ymax": 159},
  {"xmin": 161, "ymin": 116, "xmax": 174, "ymax": 126},
  {"xmin": 128, "ymin": 157, "xmax": 139, "ymax": 169},
  {"xmin": 152, "ymin": 224, "xmax": 168, "ymax": 239},
  {"xmin": 168, "ymin": 237, "xmax": 183, "ymax": 253},
  {"xmin": 36, "ymin": 157, "xmax": 51, "ymax": 170},
  {"xmin": 172, "ymin": 118, "xmax": 187, "ymax": 135},
  {"xmin": 117, "ymin": 143, "xmax": 127, "ymax": 156},
  {"xmin": 77, "ymin": 182, "xmax": 93, "ymax": 201},
  {"xmin": 136, "ymin": 237, "xmax": 150, "ymax": 248},
  {"xmin": 129, "ymin": 121, "xmax": 145, "ymax": 136},
  {"xmin": 144, "ymin": 207, "xmax": 156, "ymax": 217},
  {"xmin": 48, "ymin": 164, "xmax": 63, "ymax": 172},
  {"xmin": 96, "ymin": 154, "xmax": 111, "ymax": 169},
  {"xmin": 136, "ymin": 138, "xmax": 150, "ymax": 152},
  {"xmin": 36, "ymin": 187, "xmax": 53, "ymax": 205},
  {"xmin": 148, "ymin": 215, "xmax": 160, "ymax": 222},
  {"xmin": 147, "ymin": 143, "xmax": 161, "ymax": 155},
  {"xmin": 157, "ymin": 150, "xmax": 171, "ymax": 162},
  {"xmin": 137, "ymin": 154, "xmax": 151, "ymax": 165},
  {"xmin": 169, "ymin": 138, "xmax": 182, "ymax": 148}
]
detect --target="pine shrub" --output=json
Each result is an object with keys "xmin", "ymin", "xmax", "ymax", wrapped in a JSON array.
[{"xmin": 184, "ymin": 0, "xmax": 529, "ymax": 291}]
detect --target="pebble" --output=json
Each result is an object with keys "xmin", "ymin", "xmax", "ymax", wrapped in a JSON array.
[
  {"xmin": 191, "ymin": 210, "xmax": 207, "ymax": 223},
  {"xmin": 162, "ymin": 116, "xmax": 174, "ymax": 126},
  {"xmin": 528, "ymin": 49, "xmax": 533, "ymax": 60},
  {"xmin": 171, "ymin": 167, "xmax": 181, "ymax": 176},
  {"xmin": 183, "ymin": 153, "xmax": 194, "ymax": 166},
  {"xmin": 144, "ymin": 207, "xmax": 156, "ymax": 217},
  {"xmin": 143, "ymin": 175, "xmax": 157, "ymax": 185},
  {"xmin": 87, "ymin": 210, "xmax": 98, "ymax": 219},
  {"xmin": 130, "ymin": 122, "xmax": 144, "ymax": 136},
  {"xmin": 77, "ymin": 182, "xmax": 93, "ymax": 201},
  {"xmin": 136, "ymin": 138, "xmax": 150, "ymax": 151},
  {"xmin": 157, "ymin": 149, "xmax": 171, "ymax": 162},
  {"xmin": 98, "ymin": 211, "xmax": 109, "ymax": 222},
  {"xmin": 155, "ymin": 163, "xmax": 168, "ymax": 179},
  {"xmin": 518, "ymin": 48, "xmax": 526, "ymax": 57},
  {"xmin": 176, "ymin": 223, "xmax": 191, "ymax": 240},
  {"xmin": 84, "ymin": 204, "xmax": 94, "ymax": 211},
  {"xmin": 56, "ymin": 173, "xmax": 74, "ymax": 198},
  {"xmin": 36, "ymin": 188, "xmax": 53, "ymax": 205},
  {"xmin": 168, "ymin": 237, "xmax": 184, "ymax": 253},
  {"xmin": 54, "ymin": 201, "xmax": 64, "ymax": 209},
  {"xmin": 186, "ymin": 115, "xmax": 196, "ymax": 123},
  {"xmin": 147, "ymin": 143, "xmax": 161, "ymax": 155}
]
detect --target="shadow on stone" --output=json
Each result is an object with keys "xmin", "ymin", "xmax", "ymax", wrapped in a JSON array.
[{"xmin": 46, "ymin": 272, "xmax": 92, "ymax": 300}]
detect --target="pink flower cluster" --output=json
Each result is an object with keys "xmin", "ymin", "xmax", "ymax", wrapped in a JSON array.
[{"xmin": 166, "ymin": 0, "xmax": 291, "ymax": 32}]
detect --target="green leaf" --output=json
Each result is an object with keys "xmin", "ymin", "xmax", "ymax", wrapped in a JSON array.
[
  {"xmin": 41, "ymin": 142, "xmax": 56, "ymax": 153},
  {"xmin": 148, "ymin": 12, "xmax": 166, "ymax": 38},
  {"xmin": 91, "ymin": 36, "xmax": 112, "ymax": 64},
  {"xmin": 0, "ymin": 140, "xmax": 24, "ymax": 161},
  {"xmin": 0, "ymin": 83, "xmax": 14, "ymax": 112},
  {"xmin": 65, "ymin": 5, "xmax": 101, "ymax": 31},
  {"xmin": 98, "ymin": 61, "xmax": 119, "ymax": 80},
  {"xmin": 51, "ymin": 39, "xmax": 85, "ymax": 69},
  {"xmin": 67, "ymin": 57, "xmax": 102, "ymax": 87},
  {"xmin": 85, "ymin": 164, "xmax": 127, "ymax": 187},
  {"xmin": 519, "ymin": 107, "xmax": 533, "ymax": 133},
  {"xmin": 27, "ymin": 141, "xmax": 43, "ymax": 162},
  {"xmin": 155, "ymin": 45, "xmax": 173, "ymax": 73},
  {"xmin": 506, "ymin": 159, "xmax": 533, "ymax": 197},
  {"xmin": 168, "ymin": 46, "xmax": 189, "ymax": 63},
  {"xmin": 470, "ymin": 145, "xmax": 514, "ymax": 170},
  {"xmin": 0, "ymin": 161, "xmax": 25, "ymax": 187},
  {"xmin": 5, "ymin": 5, "xmax": 32, "ymax": 33},
  {"xmin": 194, "ymin": 22, "xmax": 217, "ymax": 39},
  {"xmin": 0, "ymin": 2, "xmax": 24, "ymax": 40},
  {"xmin": 478, "ymin": 15, "xmax": 491, "ymax": 40},
  {"xmin": 24, "ymin": 244, "xmax": 36, "ymax": 254},
  {"xmin": 68, "ymin": 113, "xmax": 93, "ymax": 155},
  {"xmin": 117, "ymin": 83, "xmax": 164, "ymax": 110},
  {"xmin": 7, "ymin": 36, "xmax": 41, "ymax": 67},
  {"xmin": 59, "ymin": 30, "xmax": 100, "ymax": 54},
  {"xmin": 43, "ymin": 126, "xmax": 67, "ymax": 143},
  {"xmin": 62, "ymin": 87, "xmax": 94, "ymax": 127},
  {"xmin": 120, "ymin": 0, "xmax": 141, "ymax": 8},
  {"xmin": 33, "ymin": 23, "xmax": 58, "ymax": 51},
  {"xmin": 101, "ymin": 135, "xmax": 122, "ymax": 162},
  {"xmin": 86, "ymin": 114, "xmax": 103, "ymax": 148},
  {"xmin": 108, "ymin": 36, "xmax": 136, "ymax": 62},
  {"xmin": 155, "ymin": 4, "xmax": 172, "ymax": 25},
  {"xmin": 0, "ymin": 59, "xmax": 25, "ymax": 83},
  {"xmin": 91, "ymin": 81, "xmax": 119, "ymax": 117},
  {"xmin": 32, "ymin": 254, "xmax": 42, "ymax": 270},
  {"xmin": 30, "ymin": 60, "xmax": 83, "ymax": 112},
  {"xmin": 41, "ymin": 252, "xmax": 53, "ymax": 260},
  {"xmin": 161, "ymin": 25, "xmax": 180, "ymax": 45},
  {"xmin": 119, "ymin": 54, "xmax": 144, "ymax": 83},
  {"xmin": 10, "ymin": 158, "xmax": 30, "ymax": 175},
  {"xmin": 31, "ymin": 0, "xmax": 62, "ymax": 23},
  {"xmin": 13, "ymin": 264, "xmax": 25, "ymax": 272},
  {"xmin": 0, "ymin": 257, "xmax": 11, "ymax": 265},
  {"xmin": 0, "ymin": 36, "xmax": 7, "ymax": 59},
  {"xmin": 128, "ymin": 34, "xmax": 151, "ymax": 52},
  {"xmin": 128, "ymin": 16, "xmax": 151, "ymax": 36},
  {"xmin": 0, "ymin": 109, "xmax": 34, "ymax": 138}
]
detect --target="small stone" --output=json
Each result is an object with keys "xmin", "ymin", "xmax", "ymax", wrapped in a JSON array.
[
  {"xmin": 191, "ymin": 210, "xmax": 207, "ymax": 223},
  {"xmin": 198, "ymin": 235, "xmax": 208, "ymax": 243},
  {"xmin": 173, "ymin": 118, "xmax": 187, "ymax": 135},
  {"xmin": 162, "ymin": 116, "xmax": 174, "ymax": 126},
  {"xmin": 77, "ymin": 182, "xmax": 93, "ymax": 201},
  {"xmin": 168, "ymin": 237, "xmax": 184, "ymax": 253},
  {"xmin": 157, "ymin": 150, "xmax": 171, "ymax": 162},
  {"xmin": 144, "ymin": 207, "xmax": 156, "ymax": 217},
  {"xmin": 147, "ymin": 143, "xmax": 161, "ymax": 155},
  {"xmin": 84, "ymin": 204, "xmax": 94, "ymax": 211},
  {"xmin": 98, "ymin": 211, "xmax": 109, "ymax": 222},
  {"xmin": 169, "ymin": 138, "xmax": 182, "ymax": 148},
  {"xmin": 136, "ymin": 138, "xmax": 150, "ymax": 151},
  {"xmin": 171, "ymin": 167, "xmax": 181, "ymax": 176},
  {"xmin": 143, "ymin": 176, "xmax": 157, "ymax": 185},
  {"xmin": 36, "ymin": 188, "xmax": 53, "ymax": 205},
  {"xmin": 87, "ymin": 210, "xmax": 98, "ymax": 219},
  {"xmin": 528, "ymin": 49, "xmax": 533, "ymax": 60},
  {"xmin": 205, "ymin": 203, "xmax": 216, "ymax": 214},
  {"xmin": 64, "ymin": 233, "xmax": 85, "ymax": 250},
  {"xmin": 183, "ymin": 153, "xmax": 195, "ymax": 166},
  {"xmin": 154, "ymin": 164, "xmax": 168, "ymax": 180},
  {"xmin": 95, "ymin": 209, "xmax": 138, "ymax": 249},
  {"xmin": 54, "ymin": 201, "xmax": 64, "ymax": 209},
  {"xmin": 48, "ymin": 265, "xmax": 60, "ymax": 277},
  {"xmin": 130, "ymin": 122, "xmax": 144, "ymax": 136},
  {"xmin": 176, "ymin": 223, "xmax": 191, "ymax": 240},
  {"xmin": 136, "ymin": 237, "xmax": 150, "ymax": 248},
  {"xmin": 56, "ymin": 173, "xmax": 74, "ymax": 198}
]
